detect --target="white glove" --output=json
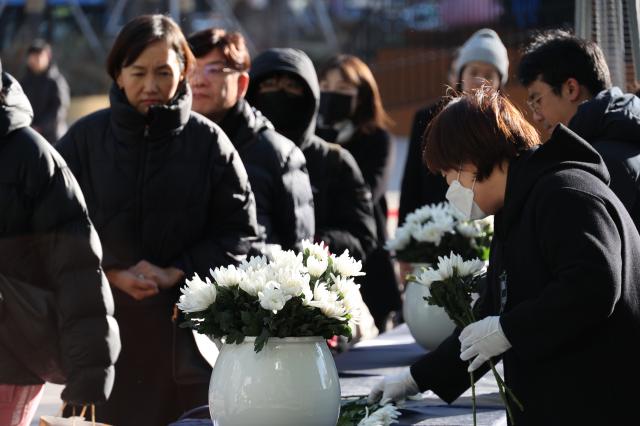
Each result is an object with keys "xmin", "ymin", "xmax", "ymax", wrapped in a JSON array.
[
  {"xmin": 367, "ymin": 367, "xmax": 420, "ymax": 405},
  {"xmin": 459, "ymin": 316, "xmax": 511, "ymax": 372}
]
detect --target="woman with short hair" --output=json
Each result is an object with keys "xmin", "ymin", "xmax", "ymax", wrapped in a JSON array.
[
  {"xmin": 57, "ymin": 14, "xmax": 258, "ymax": 425},
  {"xmin": 369, "ymin": 87, "xmax": 640, "ymax": 424}
]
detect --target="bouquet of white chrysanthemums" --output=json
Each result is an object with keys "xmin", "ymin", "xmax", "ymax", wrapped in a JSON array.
[
  {"xmin": 177, "ymin": 240, "xmax": 364, "ymax": 352},
  {"xmin": 338, "ymin": 397, "xmax": 401, "ymax": 426},
  {"xmin": 385, "ymin": 202, "xmax": 493, "ymax": 264}
]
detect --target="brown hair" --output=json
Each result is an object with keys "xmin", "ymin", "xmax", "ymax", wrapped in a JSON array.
[
  {"xmin": 424, "ymin": 87, "xmax": 540, "ymax": 181},
  {"xmin": 318, "ymin": 54, "xmax": 393, "ymax": 133},
  {"xmin": 106, "ymin": 14, "xmax": 195, "ymax": 80},
  {"xmin": 187, "ymin": 29, "xmax": 250, "ymax": 72}
]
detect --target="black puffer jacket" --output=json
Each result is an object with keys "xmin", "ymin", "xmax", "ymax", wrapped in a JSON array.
[
  {"xmin": 20, "ymin": 64, "xmax": 69, "ymax": 143},
  {"xmin": 0, "ymin": 72, "xmax": 120, "ymax": 404},
  {"xmin": 399, "ymin": 102, "xmax": 448, "ymax": 224},
  {"xmin": 568, "ymin": 87, "xmax": 640, "ymax": 231},
  {"xmin": 411, "ymin": 126, "xmax": 640, "ymax": 425},
  {"xmin": 247, "ymin": 48, "xmax": 377, "ymax": 261},
  {"xmin": 57, "ymin": 84, "xmax": 258, "ymax": 306},
  {"xmin": 220, "ymin": 98, "xmax": 314, "ymax": 251}
]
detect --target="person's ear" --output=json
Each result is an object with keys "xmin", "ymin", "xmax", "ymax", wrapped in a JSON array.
[
  {"xmin": 237, "ymin": 72, "xmax": 250, "ymax": 100},
  {"xmin": 564, "ymin": 78, "xmax": 582, "ymax": 102},
  {"xmin": 116, "ymin": 73, "xmax": 124, "ymax": 90}
]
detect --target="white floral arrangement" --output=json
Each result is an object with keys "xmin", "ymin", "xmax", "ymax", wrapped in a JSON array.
[
  {"xmin": 385, "ymin": 202, "xmax": 493, "ymax": 264},
  {"xmin": 177, "ymin": 240, "xmax": 364, "ymax": 352}
]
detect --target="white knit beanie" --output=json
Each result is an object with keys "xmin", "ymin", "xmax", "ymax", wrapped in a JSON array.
[{"xmin": 455, "ymin": 28, "xmax": 509, "ymax": 86}]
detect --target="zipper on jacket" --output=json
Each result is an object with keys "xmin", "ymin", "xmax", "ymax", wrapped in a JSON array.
[{"xmin": 135, "ymin": 126, "xmax": 149, "ymax": 255}]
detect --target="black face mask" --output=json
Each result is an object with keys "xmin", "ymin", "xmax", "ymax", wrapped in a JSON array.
[
  {"xmin": 251, "ymin": 90, "xmax": 310, "ymax": 144},
  {"xmin": 319, "ymin": 92, "xmax": 354, "ymax": 126}
]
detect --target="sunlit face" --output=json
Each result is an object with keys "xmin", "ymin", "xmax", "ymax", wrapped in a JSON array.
[
  {"xmin": 319, "ymin": 68, "xmax": 358, "ymax": 110},
  {"xmin": 191, "ymin": 48, "xmax": 245, "ymax": 122},
  {"xmin": 27, "ymin": 51, "xmax": 50, "ymax": 74},
  {"xmin": 460, "ymin": 61, "xmax": 501, "ymax": 91},
  {"xmin": 526, "ymin": 77, "xmax": 578, "ymax": 137},
  {"xmin": 116, "ymin": 40, "xmax": 184, "ymax": 115},
  {"xmin": 442, "ymin": 162, "xmax": 506, "ymax": 215}
]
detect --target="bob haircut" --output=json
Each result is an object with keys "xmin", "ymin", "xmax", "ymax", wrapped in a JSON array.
[
  {"xmin": 318, "ymin": 54, "xmax": 393, "ymax": 133},
  {"xmin": 187, "ymin": 28, "xmax": 250, "ymax": 72},
  {"xmin": 106, "ymin": 14, "xmax": 195, "ymax": 81},
  {"xmin": 424, "ymin": 87, "xmax": 541, "ymax": 181}
]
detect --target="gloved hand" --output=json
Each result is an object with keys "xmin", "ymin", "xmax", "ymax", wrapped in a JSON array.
[
  {"xmin": 459, "ymin": 316, "xmax": 511, "ymax": 372},
  {"xmin": 367, "ymin": 367, "xmax": 420, "ymax": 405}
]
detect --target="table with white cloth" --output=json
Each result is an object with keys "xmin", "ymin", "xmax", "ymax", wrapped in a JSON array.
[{"xmin": 336, "ymin": 324, "xmax": 507, "ymax": 426}]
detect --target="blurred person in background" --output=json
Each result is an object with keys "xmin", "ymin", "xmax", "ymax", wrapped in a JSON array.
[
  {"xmin": 398, "ymin": 28, "xmax": 508, "ymax": 282},
  {"xmin": 188, "ymin": 28, "xmax": 314, "ymax": 253},
  {"xmin": 20, "ymin": 39, "xmax": 69, "ymax": 144},
  {"xmin": 316, "ymin": 54, "xmax": 401, "ymax": 332},
  {"xmin": 56, "ymin": 15, "xmax": 258, "ymax": 425},
  {"xmin": 0, "ymin": 58, "xmax": 120, "ymax": 426},
  {"xmin": 246, "ymin": 48, "xmax": 377, "ymax": 266},
  {"xmin": 518, "ymin": 30, "xmax": 640, "ymax": 231}
]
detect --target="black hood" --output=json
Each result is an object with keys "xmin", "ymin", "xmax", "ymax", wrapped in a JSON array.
[
  {"xmin": 109, "ymin": 81, "xmax": 192, "ymax": 143},
  {"xmin": 246, "ymin": 48, "xmax": 319, "ymax": 148},
  {"xmin": 569, "ymin": 87, "xmax": 640, "ymax": 145},
  {"xmin": 0, "ymin": 72, "xmax": 33, "ymax": 138},
  {"xmin": 502, "ymin": 124, "xmax": 610, "ymax": 233}
]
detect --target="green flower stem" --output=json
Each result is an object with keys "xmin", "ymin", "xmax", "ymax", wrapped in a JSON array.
[
  {"xmin": 470, "ymin": 370, "xmax": 477, "ymax": 426},
  {"xmin": 489, "ymin": 360, "xmax": 524, "ymax": 412}
]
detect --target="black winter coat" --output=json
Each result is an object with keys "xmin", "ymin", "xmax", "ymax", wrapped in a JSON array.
[
  {"xmin": 568, "ymin": 87, "xmax": 640, "ymax": 231},
  {"xmin": 56, "ymin": 83, "xmax": 258, "ymax": 426},
  {"xmin": 0, "ymin": 72, "xmax": 119, "ymax": 404},
  {"xmin": 247, "ymin": 48, "xmax": 377, "ymax": 261},
  {"xmin": 399, "ymin": 102, "xmax": 448, "ymax": 224},
  {"xmin": 220, "ymin": 98, "xmax": 314, "ymax": 251},
  {"xmin": 411, "ymin": 126, "xmax": 640, "ymax": 425},
  {"xmin": 20, "ymin": 64, "xmax": 69, "ymax": 143}
]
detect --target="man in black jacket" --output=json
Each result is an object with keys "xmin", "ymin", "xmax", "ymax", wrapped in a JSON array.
[
  {"xmin": 518, "ymin": 30, "xmax": 640, "ymax": 230},
  {"xmin": 20, "ymin": 39, "xmax": 69, "ymax": 144},
  {"xmin": 0, "ymin": 62, "xmax": 120, "ymax": 425},
  {"xmin": 245, "ymin": 48, "xmax": 377, "ymax": 262},
  {"xmin": 188, "ymin": 29, "xmax": 314, "ymax": 252}
]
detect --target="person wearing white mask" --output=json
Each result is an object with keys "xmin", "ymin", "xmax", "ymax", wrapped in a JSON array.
[{"xmin": 368, "ymin": 87, "xmax": 640, "ymax": 425}]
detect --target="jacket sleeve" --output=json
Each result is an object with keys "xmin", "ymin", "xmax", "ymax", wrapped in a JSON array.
[
  {"xmin": 358, "ymin": 131, "xmax": 393, "ymax": 204},
  {"xmin": 31, "ymin": 149, "xmax": 120, "ymax": 404},
  {"xmin": 274, "ymin": 142, "xmax": 315, "ymax": 250},
  {"xmin": 55, "ymin": 125, "xmax": 124, "ymax": 271},
  {"xmin": 177, "ymin": 137, "xmax": 259, "ymax": 276},
  {"xmin": 500, "ymin": 187, "xmax": 622, "ymax": 363},
  {"xmin": 316, "ymin": 146, "xmax": 377, "ymax": 261},
  {"xmin": 36, "ymin": 76, "xmax": 69, "ymax": 140}
]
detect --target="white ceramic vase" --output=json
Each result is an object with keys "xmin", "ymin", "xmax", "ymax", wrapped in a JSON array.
[
  {"xmin": 403, "ymin": 263, "xmax": 456, "ymax": 351},
  {"xmin": 208, "ymin": 336, "xmax": 340, "ymax": 426}
]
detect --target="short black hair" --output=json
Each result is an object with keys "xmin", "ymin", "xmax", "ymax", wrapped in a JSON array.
[
  {"xmin": 517, "ymin": 30, "xmax": 611, "ymax": 96},
  {"xmin": 106, "ymin": 14, "xmax": 195, "ymax": 81},
  {"xmin": 27, "ymin": 39, "xmax": 50, "ymax": 55}
]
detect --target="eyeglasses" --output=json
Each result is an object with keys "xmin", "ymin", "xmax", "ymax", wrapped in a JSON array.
[
  {"xmin": 526, "ymin": 89, "xmax": 552, "ymax": 114},
  {"xmin": 195, "ymin": 62, "xmax": 240, "ymax": 79}
]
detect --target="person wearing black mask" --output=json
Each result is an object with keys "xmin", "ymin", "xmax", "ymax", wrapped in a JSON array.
[
  {"xmin": 316, "ymin": 54, "xmax": 400, "ymax": 332},
  {"xmin": 246, "ymin": 48, "xmax": 377, "ymax": 265}
]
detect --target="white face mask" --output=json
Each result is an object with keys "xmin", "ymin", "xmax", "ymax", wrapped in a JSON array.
[{"xmin": 445, "ymin": 171, "xmax": 488, "ymax": 221}]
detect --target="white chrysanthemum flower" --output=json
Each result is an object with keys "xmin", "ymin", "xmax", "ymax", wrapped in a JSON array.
[
  {"xmin": 357, "ymin": 403, "xmax": 401, "ymax": 426},
  {"xmin": 456, "ymin": 257, "xmax": 485, "ymax": 277},
  {"xmin": 385, "ymin": 224, "xmax": 413, "ymax": 251},
  {"xmin": 331, "ymin": 250, "xmax": 364, "ymax": 277},
  {"xmin": 239, "ymin": 268, "xmax": 268, "ymax": 296},
  {"xmin": 272, "ymin": 267, "xmax": 311, "ymax": 297},
  {"xmin": 308, "ymin": 283, "xmax": 348, "ymax": 320},
  {"xmin": 302, "ymin": 239, "xmax": 329, "ymax": 261},
  {"xmin": 414, "ymin": 267, "xmax": 443, "ymax": 288},
  {"xmin": 456, "ymin": 222, "xmax": 482, "ymax": 239},
  {"xmin": 177, "ymin": 273, "xmax": 217, "ymax": 313},
  {"xmin": 239, "ymin": 255, "xmax": 269, "ymax": 272},
  {"xmin": 257, "ymin": 281, "xmax": 290, "ymax": 313},
  {"xmin": 209, "ymin": 264, "xmax": 245, "ymax": 287},
  {"xmin": 412, "ymin": 222, "xmax": 450, "ymax": 245},
  {"xmin": 306, "ymin": 255, "xmax": 328, "ymax": 277},
  {"xmin": 271, "ymin": 249, "xmax": 304, "ymax": 271}
]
